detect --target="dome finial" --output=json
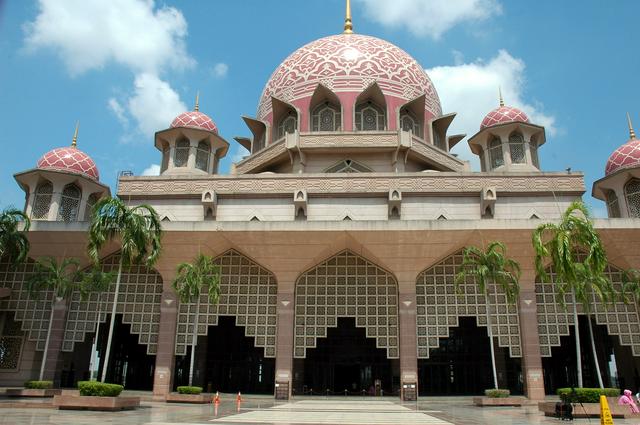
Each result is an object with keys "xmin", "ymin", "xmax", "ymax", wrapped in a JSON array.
[
  {"xmin": 499, "ymin": 86, "xmax": 504, "ymax": 107},
  {"xmin": 627, "ymin": 112, "xmax": 636, "ymax": 140},
  {"xmin": 194, "ymin": 91, "xmax": 200, "ymax": 112},
  {"xmin": 71, "ymin": 121, "xmax": 79, "ymax": 148},
  {"xmin": 343, "ymin": 0, "xmax": 353, "ymax": 34}
]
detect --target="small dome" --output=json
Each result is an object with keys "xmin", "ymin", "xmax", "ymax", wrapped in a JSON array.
[
  {"xmin": 170, "ymin": 111, "xmax": 218, "ymax": 133},
  {"xmin": 605, "ymin": 138, "xmax": 640, "ymax": 176},
  {"xmin": 480, "ymin": 105, "xmax": 530, "ymax": 130},
  {"xmin": 37, "ymin": 146, "xmax": 99, "ymax": 181}
]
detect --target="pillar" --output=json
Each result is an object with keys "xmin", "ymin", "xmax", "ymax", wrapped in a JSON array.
[
  {"xmin": 152, "ymin": 289, "xmax": 178, "ymax": 399},
  {"xmin": 399, "ymin": 288, "xmax": 418, "ymax": 401},
  {"xmin": 518, "ymin": 285, "xmax": 546, "ymax": 400},
  {"xmin": 274, "ymin": 289, "xmax": 295, "ymax": 399},
  {"xmin": 42, "ymin": 298, "xmax": 68, "ymax": 386}
]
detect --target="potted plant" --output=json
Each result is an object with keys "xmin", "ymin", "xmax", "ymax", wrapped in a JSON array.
[{"xmin": 53, "ymin": 381, "xmax": 140, "ymax": 411}]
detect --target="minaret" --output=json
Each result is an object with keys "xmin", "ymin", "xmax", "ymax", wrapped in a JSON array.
[
  {"xmin": 498, "ymin": 87, "xmax": 504, "ymax": 107},
  {"xmin": 343, "ymin": 0, "xmax": 353, "ymax": 34},
  {"xmin": 194, "ymin": 91, "xmax": 200, "ymax": 112},
  {"xmin": 627, "ymin": 112, "xmax": 636, "ymax": 140},
  {"xmin": 71, "ymin": 121, "xmax": 79, "ymax": 147}
]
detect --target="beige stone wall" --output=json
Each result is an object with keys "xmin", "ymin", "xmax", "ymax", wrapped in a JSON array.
[{"xmin": 494, "ymin": 195, "xmax": 579, "ymax": 219}]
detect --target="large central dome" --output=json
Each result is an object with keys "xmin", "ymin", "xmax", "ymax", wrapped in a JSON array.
[{"xmin": 257, "ymin": 34, "xmax": 441, "ymax": 124}]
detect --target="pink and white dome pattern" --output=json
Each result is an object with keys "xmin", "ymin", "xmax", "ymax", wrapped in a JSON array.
[
  {"xmin": 170, "ymin": 111, "xmax": 218, "ymax": 133},
  {"xmin": 480, "ymin": 106, "xmax": 530, "ymax": 130},
  {"xmin": 37, "ymin": 147, "xmax": 99, "ymax": 181},
  {"xmin": 258, "ymin": 34, "xmax": 442, "ymax": 122},
  {"xmin": 605, "ymin": 139, "xmax": 640, "ymax": 176}
]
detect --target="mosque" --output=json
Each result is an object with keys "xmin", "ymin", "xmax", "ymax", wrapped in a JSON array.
[{"xmin": 1, "ymin": 1, "xmax": 639, "ymax": 401}]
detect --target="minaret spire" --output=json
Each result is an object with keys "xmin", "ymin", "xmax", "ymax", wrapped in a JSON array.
[
  {"xmin": 194, "ymin": 91, "xmax": 200, "ymax": 112},
  {"xmin": 499, "ymin": 87, "xmax": 504, "ymax": 107},
  {"xmin": 343, "ymin": 0, "xmax": 353, "ymax": 34},
  {"xmin": 628, "ymin": 112, "xmax": 636, "ymax": 140},
  {"xmin": 71, "ymin": 121, "xmax": 79, "ymax": 148}
]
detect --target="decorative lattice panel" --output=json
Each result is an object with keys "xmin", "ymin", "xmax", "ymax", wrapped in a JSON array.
[
  {"xmin": 536, "ymin": 263, "xmax": 640, "ymax": 356},
  {"xmin": 0, "ymin": 257, "xmax": 53, "ymax": 351},
  {"xmin": 175, "ymin": 250, "xmax": 278, "ymax": 358},
  {"xmin": 0, "ymin": 313, "xmax": 24, "ymax": 370},
  {"xmin": 62, "ymin": 253, "xmax": 163, "ymax": 354},
  {"xmin": 416, "ymin": 251, "xmax": 522, "ymax": 359},
  {"xmin": 294, "ymin": 250, "xmax": 399, "ymax": 359}
]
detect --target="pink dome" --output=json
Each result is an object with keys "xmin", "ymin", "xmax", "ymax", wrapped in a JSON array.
[
  {"xmin": 605, "ymin": 138, "xmax": 640, "ymax": 175},
  {"xmin": 258, "ymin": 33, "xmax": 441, "ymax": 124},
  {"xmin": 37, "ymin": 147, "xmax": 99, "ymax": 181},
  {"xmin": 480, "ymin": 106, "xmax": 530, "ymax": 130},
  {"xmin": 170, "ymin": 111, "xmax": 218, "ymax": 133}
]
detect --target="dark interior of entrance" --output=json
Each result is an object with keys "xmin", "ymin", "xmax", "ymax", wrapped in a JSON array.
[
  {"xmin": 418, "ymin": 317, "xmax": 522, "ymax": 395},
  {"xmin": 293, "ymin": 317, "xmax": 397, "ymax": 395},
  {"xmin": 542, "ymin": 315, "xmax": 640, "ymax": 393},
  {"xmin": 173, "ymin": 315, "xmax": 274, "ymax": 394}
]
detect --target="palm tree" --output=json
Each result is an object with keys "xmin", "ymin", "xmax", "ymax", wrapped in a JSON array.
[
  {"xmin": 80, "ymin": 267, "xmax": 116, "ymax": 381},
  {"xmin": 172, "ymin": 253, "xmax": 221, "ymax": 387},
  {"xmin": 27, "ymin": 257, "xmax": 80, "ymax": 381},
  {"xmin": 622, "ymin": 269, "xmax": 640, "ymax": 305},
  {"xmin": 532, "ymin": 200, "xmax": 611, "ymax": 388},
  {"xmin": 455, "ymin": 241, "xmax": 520, "ymax": 390},
  {"xmin": 0, "ymin": 208, "xmax": 31, "ymax": 264},
  {"xmin": 87, "ymin": 196, "xmax": 162, "ymax": 383}
]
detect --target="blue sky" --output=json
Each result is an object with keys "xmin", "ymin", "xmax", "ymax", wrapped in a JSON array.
[{"xmin": 1, "ymin": 0, "xmax": 638, "ymax": 217}]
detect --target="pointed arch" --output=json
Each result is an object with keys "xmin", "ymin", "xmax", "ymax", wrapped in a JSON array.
[
  {"xmin": 32, "ymin": 180, "xmax": 53, "ymax": 220},
  {"xmin": 272, "ymin": 97, "xmax": 299, "ymax": 141},
  {"xmin": 354, "ymin": 82, "xmax": 387, "ymax": 131},
  {"xmin": 293, "ymin": 250, "xmax": 399, "ymax": 359},
  {"xmin": 58, "ymin": 183, "xmax": 82, "ymax": 222},
  {"xmin": 309, "ymin": 84, "xmax": 342, "ymax": 132},
  {"xmin": 625, "ymin": 178, "xmax": 640, "ymax": 217},
  {"xmin": 508, "ymin": 130, "xmax": 526, "ymax": 164}
]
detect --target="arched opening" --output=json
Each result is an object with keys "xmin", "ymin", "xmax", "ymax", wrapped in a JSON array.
[
  {"xmin": 625, "ymin": 178, "xmax": 640, "ymax": 217},
  {"xmin": 324, "ymin": 159, "xmax": 372, "ymax": 173},
  {"xmin": 83, "ymin": 193, "xmax": 99, "ymax": 221},
  {"xmin": 488, "ymin": 136, "xmax": 504, "ymax": 169},
  {"xmin": 295, "ymin": 207, "xmax": 306, "ymax": 221},
  {"xmin": 606, "ymin": 190, "xmax": 621, "ymax": 218},
  {"xmin": 174, "ymin": 138, "xmax": 190, "ymax": 167},
  {"xmin": 58, "ymin": 183, "xmax": 81, "ymax": 222},
  {"xmin": 32, "ymin": 181, "xmax": 53, "ymax": 220},
  {"xmin": 400, "ymin": 109, "xmax": 421, "ymax": 137},
  {"xmin": 509, "ymin": 132, "xmax": 526, "ymax": 164},
  {"xmin": 195, "ymin": 140, "xmax": 210, "ymax": 172},
  {"xmin": 390, "ymin": 207, "xmax": 400, "ymax": 220},
  {"xmin": 309, "ymin": 85, "xmax": 342, "ymax": 132},
  {"xmin": 355, "ymin": 83, "xmax": 387, "ymax": 131},
  {"xmin": 292, "ymin": 251, "xmax": 399, "ymax": 396}
]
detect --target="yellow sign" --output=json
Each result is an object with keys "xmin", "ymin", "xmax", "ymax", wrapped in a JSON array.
[{"xmin": 600, "ymin": 395, "xmax": 614, "ymax": 425}]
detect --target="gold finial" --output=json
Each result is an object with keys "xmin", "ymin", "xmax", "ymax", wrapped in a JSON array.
[
  {"xmin": 194, "ymin": 91, "xmax": 200, "ymax": 112},
  {"xmin": 628, "ymin": 112, "xmax": 636, "ymax": 140},
  {"xmin": 71, "ymin": 121, "xmax": 79, "ymax": 148},
  {"xmin": 499, "ymin": 87, "xmax": 504, "ymax": 107},
  {"xmin": 343, "ymin": 0, "xmax": 353, "ymax": 34}
]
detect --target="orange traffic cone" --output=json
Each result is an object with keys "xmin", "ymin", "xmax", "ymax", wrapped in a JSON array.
[
  {"xmin": 214, "ymin": 391, "xmax": 220, "ymax": 405},
  {"xmin": 236, "ymin": 392, "xmax": 242, "ymax": 403}
]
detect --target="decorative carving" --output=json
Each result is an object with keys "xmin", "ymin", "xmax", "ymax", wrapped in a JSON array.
[
  {"xmin": 235, "ymin": 139, "xmax": 286, "ymax": 174},
  {"xmin": 293, "ymin": 189, "xmax": 307, "ymax": 218},
  {"xmin": 480, "ymin": 187, "xmax": 497, "ymax": 217},
  {"xmin": 388, "ymin": 189, "xmax": 401, "ymax": 218}
]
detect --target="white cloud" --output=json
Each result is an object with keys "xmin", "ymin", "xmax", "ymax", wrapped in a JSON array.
[
  {"xmin": 141, "ymin": 164, "xmax": 161, "ymax": 176},
  {"xmin": 108, "ymin": 98, "xmax": 128, "ymax": 127},
  {"xmin": 356, "ymin": 0, "xmax": 502, "ymax": 39},
  {"xmin": 212, "ymin": 62, "xmax": 229, "ymax": 78},
  {"xmin": 24, "ymin": 0, "xmax": 194, "ymax": 76},
  {"xmin": 426, "ymin": 50, "xmax": 556, "ymax": 169}
]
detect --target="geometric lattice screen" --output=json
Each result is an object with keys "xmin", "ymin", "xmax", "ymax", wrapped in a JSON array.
[
  {"xmin": 62, "ymin": 253, "xmax": 163, "ymax": 355},
  {"xmin": 0, "ymin": 257, "xmax": 53, "ymax": 351},
  {"xmin": 175, "ymin": 250, "xmax": 278, "ymax": 358},
  {"xmin": 536, "ymin": 262, "xmax": 640, "ymax": 357},
  {"xmin": 294, "ymin": 250, "xmax": 399, "ymax": 359},
  {"xmin": 416, "ymin": 250, "xmax": 522, "ymax": 359}
]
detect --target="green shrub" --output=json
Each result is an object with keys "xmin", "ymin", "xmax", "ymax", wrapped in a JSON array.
[
  {"xmin": 24, "ymin": 380, "xmax": 53, "ymax": 389},
  {"xmin": 485, "ymin": 389, "xmax": 510, "ymax": 398},
  {"xmin": 177, "ymin": 386, "xmax": 203, "ymax": 395},
  {"xmin": 78, "ymin": 381, "xmax": 123, "ymax": 397},
  {"xmin": 557, "ymin": 388, "xmax": 620, "ymax": 403}
]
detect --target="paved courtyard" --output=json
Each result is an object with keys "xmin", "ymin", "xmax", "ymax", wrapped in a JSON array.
[{"xmin": 0, "ymin": 395, "xmax": 638, "ymax": 425}]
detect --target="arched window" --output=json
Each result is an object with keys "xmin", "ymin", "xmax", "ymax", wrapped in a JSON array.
[
  {"xmin": 488, "ymin": 136, "xmax": 504, "ymax": 169},
  {"xmin": 625, "ymin": 179, "xmax": 640, "ymax": 218},
  {"xmin": 174, "ymin": 139, "xmax": 190, "ymax": 167},
  {"xmin": 195, "ymin": 141, "xmax": 210, "ymax": 172},
  {"xmin": 355, "ymin": 101, "xmax": 386, "ymax": 131},
  {"xmin": 606, "ymin": 190, "xmax": 621, "ymax": 218},
  {"xmin": 58, "ymin": 183, "xmax": 81, "ymax": 222},
  {"xmin": 509, "ymin": 132, "xmax": 526, "ymax": 164},
  {"xmin": 160, "ymin": 145, "xmax": 170, "ymax": 173},
  {"xmin": 84, "ymin": 193, "xmax": 99, "ymax": 221},
  {"xmin": 530, "ymin": 135, "xmax": 540, "ymax": 169},
  {"xmin": 400, "ymin": 110, "xmax": 421, "ymax": 137},
  {"xmin": 32, "ymin": 182, "xmax": 53, "ymax": 220},
  {"xmin": 324, "ymin": 159, "xmax": 372, "ymax": 173},
  {"xmin": 277, "ymin": 112, "xmax": 297, "ymax": 139},
  {"xmin": 311, "ymin": 102, "xmax": 341, "ymax": 132}
]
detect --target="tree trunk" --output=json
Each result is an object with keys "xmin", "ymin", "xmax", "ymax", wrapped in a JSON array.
[
  {"xmin": 486, "ymin": 289, "xmax": 499, "ymax": 389},
  {"xmin": 571, "ymin": 290, "xmax": 583, "ymax": 388},
  {"xmin": 101, "ymin": 258, "xmax": 123, "ymax": 383},
  {"xmin": 587, "ymin": 313, "xmax": 604, "ymax": 388},
  {"xmin": 39, "ymin": 294, "xmax": 56, "ymax": 381},
  {"xmin": 88, "ymin": 294, "xmax": 103, "ymax": 381},
  {"xmin": 188, "ymin": 296, "xmax": 200, "ymax": 387}
]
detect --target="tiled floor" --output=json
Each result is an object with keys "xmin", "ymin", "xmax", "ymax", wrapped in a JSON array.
[{"xmin": 0, "ymin": 395, "xmax": 638, "ymax": 425}]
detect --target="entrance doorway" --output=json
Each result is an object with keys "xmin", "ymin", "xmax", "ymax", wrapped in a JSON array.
[
  {"xmin": 294, "ymin": 317, "xmax": 397, "ymax": 395},
  {"xmin": 174, "ymin": 316, "xmax": 274, "ymax": 394},
  {"xmin": 418, "ymin": 317, "xmax": 522, "ymax": 395}
]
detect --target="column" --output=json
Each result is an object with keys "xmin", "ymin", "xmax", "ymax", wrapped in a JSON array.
[
  {"xmin": 518, "ymin": 285, "xmax": 546, "ymax": 400},
  {"xmin": 152, "ymin": 287, "xmax": 178, "ymax": 399},
  {"xmin": 167, "ymin": 144, "xmax": 176, "ymax": 171},
  {"xmin": 187, "ymin": 140, "xmax": 197, "ymax": 169},
  {"xmin": 48, "ymin": 182, "xmax": 63, "ymax": 221},
  {"xmin": 274, "ymin": 289, "xmax": 295, "ymax": 399},
  {"xmin": 399, "ymin": 287, "xmax": 418, "ymax": 401},
  {"xmin": 42, "ymin": 298, "xmax": 68, "ymax": 385}
]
